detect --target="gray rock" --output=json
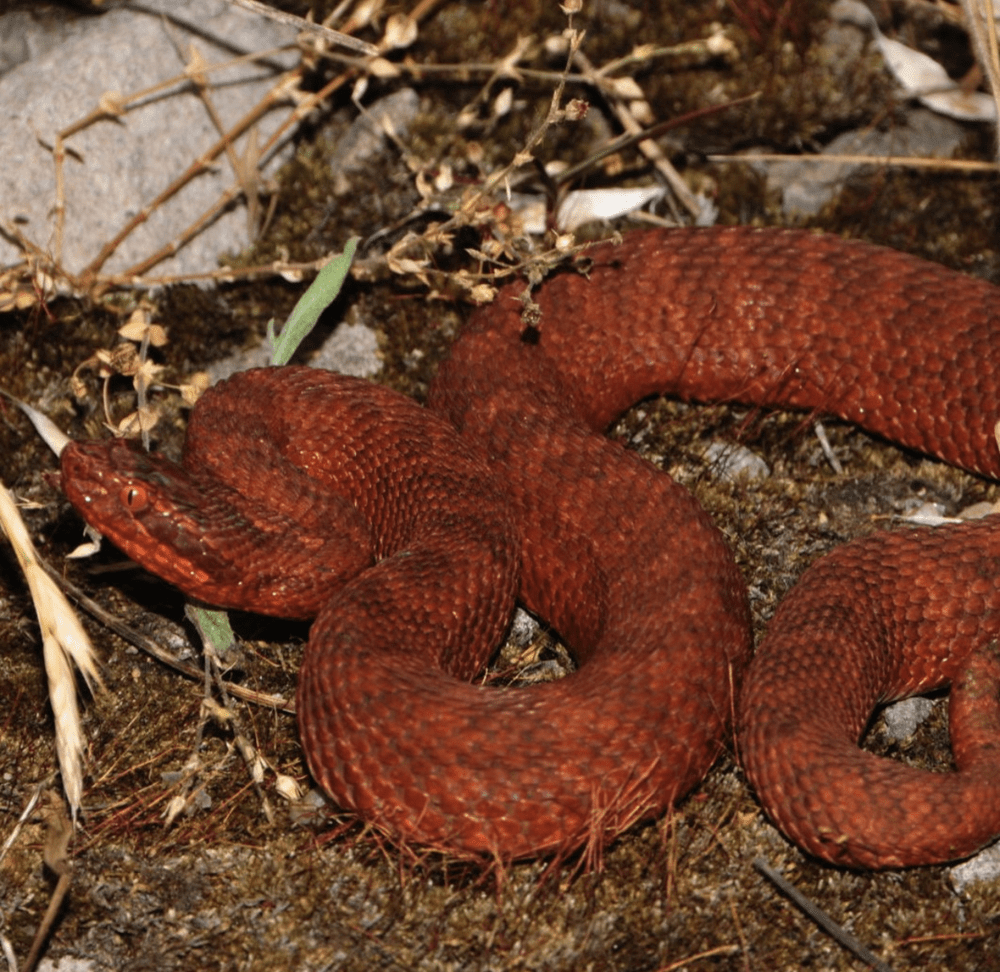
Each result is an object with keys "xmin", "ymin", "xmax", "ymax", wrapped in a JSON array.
[
  {"xmin": 950, "ymin": 840, "xmax": 1000, "ymax": 892},
  {"xmin": 0, "ymin": 0, "xmax": 299, "ymax": 283},
  {"xmin": 310, "ymin": 321, "xmax": 381, "ymax": 378},
  {"xmin": 0, "ymin": 9, "xmax": 80, "ymax": 76},
  {"xmin": 329, "ymin": 88, "xmax": 420, "ymax": 194},
  {"xmin": 703, "ymin": 440, "xmax": 770, "ymax": 483},
  {"xmin": 206, "ymin": 320, "xmax": 381, "ymax": 385},
  {"xmin": 881, "ymin": 695, "xmax": 935, "ymax": 740},
  {"xmin": 762, "ymin": 109, "xmax": 966, "ymax": 219}
]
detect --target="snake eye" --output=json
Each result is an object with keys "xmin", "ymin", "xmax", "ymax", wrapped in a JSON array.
[{"xmin": 120, "ymin": 485, "xmax": 149, "ymax": 512}]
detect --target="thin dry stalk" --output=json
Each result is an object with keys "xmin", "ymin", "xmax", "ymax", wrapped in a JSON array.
[
  {"xmin": 753, "ymin": 857, "xmax": 895, "ymax": 972},
  {"xmin": 707, "ymin": 151, "xmax": 1000, "ymax": 171},
  {"xmin": 75, "ymin": 67, "xmax": 305, "ymax": 287},
  {"xmin": 49, "ymin": 44, "xmax": 300, "ymax": 276},
  {"xmin": 21, "ymin": 794, "xmax": 74, "ymax": 972},
  {"xmin": 107, "ymin": 67, "xmax": 350, "ymax": 287},
  {"xmin": 959, "ymin": 0, "xmax": 1000, "ymax": 156},
  {"xmin": 0, "ymin": 483, "xmax": 101, "ymax": 821},
  {"xmin": 653, "ymin": 944, "xmax": 742, "ymax": 972},
  {"xmin": 226, "ymin": 0, "xmax": 379, "ymax": 55},
  {"xmin": 50, "ymin": 0, "xmax": 451, "ymax": 294},
  {"xmin": 570, "ymin": 46, "xmax": 704, "ymax": 220},
  {"xmin": 0, "ymin": 782, "xmax": 48, "ymax": 869}
]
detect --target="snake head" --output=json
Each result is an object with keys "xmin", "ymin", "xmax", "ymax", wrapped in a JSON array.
[
  {"xmin": 61, "ymin": 438, "xmax": 241, "ymax": 593},
  {"xmin": 61, "ymin": 438, "xmax": 374, "ymax": 618}
]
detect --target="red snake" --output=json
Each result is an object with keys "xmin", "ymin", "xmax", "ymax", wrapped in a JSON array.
[{"xmin": 60, "ymin": 227, "xmax": 1000, "ymax": 868}]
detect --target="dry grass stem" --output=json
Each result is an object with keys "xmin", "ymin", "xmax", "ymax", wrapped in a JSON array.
[
  {"xmin": 959, "ymin": 0, "xmax": 1000, "ymax": 155},
  {"xmin": 2, "ymin": 0, "xmax": 463, "ymax": 302},
  {"xmin": 1, "ymin": 6, "xmax": 737, "ymax": 306},
  {"xmin": 75, "ymin": 71, "xmax": 304, "ymax": 287},
  {"xmin": 21, "ymin": 796, "xmax": 75, "ymax": 972},
  {"xmin": 226, "ymin": 0, "xmax": 379, "ymax": 56},
  {"xmin": 653, "ymin": 945, "xmax": 742, "ymax": 972},
  {"xmin": 0, "ymin": 782, "xmax": 48, "ymax": 869},
  {"xmin": 0, "ymin": 483, "xmax": 101, "ymax": 822},
  {"xmin": 708, "ymin": 151, "xmax": 1000, "ymax": 170}
]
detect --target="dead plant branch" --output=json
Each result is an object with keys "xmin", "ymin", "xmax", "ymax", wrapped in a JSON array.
[
  {"xmin": 570, "ymin": 46, "xmax": 703, "ymax": 219},
  {"xmin": 226, "ymin": 0, "xmax": 379, "ymax": 56},
  {"xmin": 49, "ymin": 560, "xmax": 294, "ymax": 714}
]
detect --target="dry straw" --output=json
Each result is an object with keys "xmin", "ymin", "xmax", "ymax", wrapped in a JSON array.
[{"xmin": 0, "ymin": 481, "xmax": 101, "ymax": 822}]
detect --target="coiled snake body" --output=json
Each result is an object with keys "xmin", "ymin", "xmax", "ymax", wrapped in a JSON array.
[{"xmin": 61, "ymin": 227, "xmax": 1000, "ymax": 868}]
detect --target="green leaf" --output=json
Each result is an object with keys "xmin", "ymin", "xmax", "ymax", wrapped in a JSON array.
[
  {"xmin": 268, "ymin": 236, "xmax": 360, "ymax": 366},
  {"xmin": 185, "ymin": 604, "xmax": 237, "ymax": 661},
  {"xmin": 196, "ymin": 240, "xmax": 360, "ymax": 677}
]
